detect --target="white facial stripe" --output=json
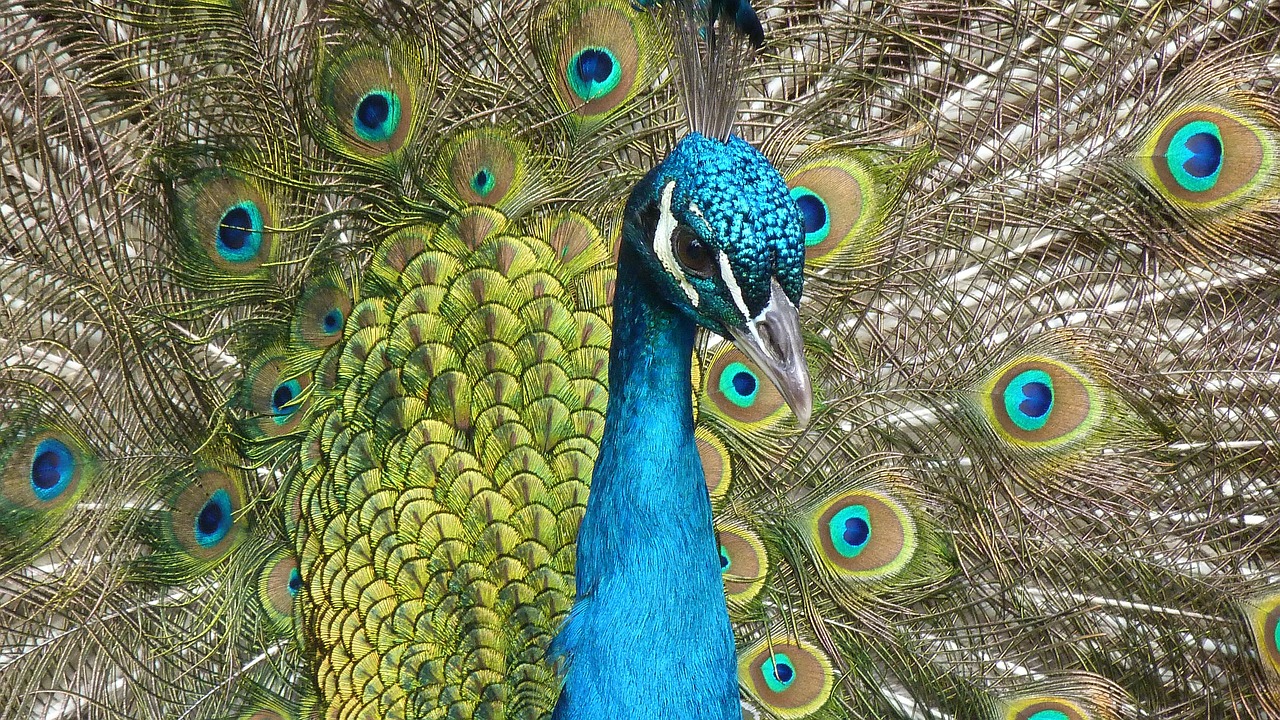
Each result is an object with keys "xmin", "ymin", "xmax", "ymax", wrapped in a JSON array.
[
  {"xmin": 719, "ymin": 251, "xmax": 751, "ymax": 322},
  {"xmin": 687, "ymin": 200, "xmax": 711, "ymax": 235},
  {"xmin": 653, "ymin": 181, "xmax": 699, "ymax": 307}
]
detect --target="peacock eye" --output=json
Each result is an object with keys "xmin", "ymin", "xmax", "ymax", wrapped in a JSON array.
[{"xmin": 672, "ymin": 226, "xmax": 715, "ymax": 278}]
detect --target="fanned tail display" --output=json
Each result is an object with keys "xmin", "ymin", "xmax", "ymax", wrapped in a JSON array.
[{"xmin": 1, "ymin": 2, "xmax": 1279, "ymax": 720}]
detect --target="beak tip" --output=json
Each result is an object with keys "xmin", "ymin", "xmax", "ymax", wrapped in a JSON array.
[
  {"xmin": 784, "ymin": 379, "xmax": 813, "ymax": 430},
  {"xmin": 795, "ymin": 403, "xmax": 812, "ymax": 429}
]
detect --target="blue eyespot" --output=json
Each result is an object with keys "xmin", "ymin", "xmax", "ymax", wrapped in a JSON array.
[
  {"xmin": 719, "ymin": 362, "xmax": 759, "ymax": 408},
  {"xmin": 719, "ymin": 544, "xmax": 731, "ymax": 573},
  {"xmin": 1026, "ymin": 711, "xmax": 1070, "ymax": 720},
  {"xmin": 828, "ymin": 504, "xmax": 872, "ymax": 558},
  {"xmin": 1166, "ymin": 120, "xmax": 1223, "ymax": 193},
  {"xmin": 271, "ymin": 379, "xmax": 303, "ymax": 424},
  {"xmin": 567, "ymin": 47, "xmax": 622, "ymax": 102},
  {"xmin": 357, "ymin": 94, "xmax": 388, "ymax": 129},
  {"xmin": 194, "ymin": 488, "xmax": 234, "ymax": 548},
  {"xmin": 761, "ymin": 653, "xmax": 796, "ymax": 693},
  {"xmin": 844, "ymin": 516, "xmax": 869, "ymax": 546},
  {"xmin": 471, "ymin": 168, "xmax": 496, "ymax": 197},
  {"xmin": 321, "ymin": 308, "xmax": 344, "ymax": 335},
  {"xmin": 790, "ymin": 187, "xmax": 830, "ymax": 246},
  {"xmin": 288, "ymin": 566, "xmax": 302, "ymax": 597},
  {"xmin": 216, "ymin": 202, "xmax": 264, "ymax": 263},
  {"xmin": 29, "ymin": 438, "xmax": 76, "ymax": 502},
  {"xmin": 1002, "ymin": 369, "xmax": 1054, "ymax": 432},
  {"xmin": 353, "ymin": 90, "xmax": 402, "ymax": 143}
]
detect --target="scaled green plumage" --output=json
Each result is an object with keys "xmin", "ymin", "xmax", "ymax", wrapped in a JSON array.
[{"xmin": 2, "ymin": 2, "xmax": 1280, "ymax": 720}]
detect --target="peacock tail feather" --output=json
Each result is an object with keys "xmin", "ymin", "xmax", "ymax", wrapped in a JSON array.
[{"xmin": 2, "ymin": 1, "xmax": 1279, "ymax": 719}]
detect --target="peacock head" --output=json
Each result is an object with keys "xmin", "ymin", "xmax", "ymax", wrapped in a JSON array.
[{"xmin": 623, "ymin": 132, "xmax": 812, "ymax": 426}]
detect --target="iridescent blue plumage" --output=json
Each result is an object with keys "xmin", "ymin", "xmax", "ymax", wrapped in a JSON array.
[
  {"xmin": 216, "ymin": 203, "xmax": 264, "ymax": 263},
  {"xmin": 652, "ymin": 134, "xmax": 804, "ymax": 313},
  {"xmin": 552, "ymin": 132, "xmax": 808, "ymax": 719},
  {"xmin": 634, "ymin": 0, "xmax": 764, "ymax": 47},
  {"xmin": 353, "ymin": 90, "xmax": 401, "ymax": 142},
  {"xmin": 194, "ymin": 489, "xmax": 234, "ymax": 548},
  {"xmin": 29, "ymin": 438, "xmax": 75, "ymax": 502}
]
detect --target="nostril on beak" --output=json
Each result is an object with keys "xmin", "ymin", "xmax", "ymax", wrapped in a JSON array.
[
  {"xmin": 757, "ymin": 320, "xmax": 781, "ymax": 361},
  {"xmin": 757, "ymin": 317, "xmax": 788, "ymax": 358},
  {"xmin": 726, "ymin": 279, "xmax": 812, "ymax": 428}
]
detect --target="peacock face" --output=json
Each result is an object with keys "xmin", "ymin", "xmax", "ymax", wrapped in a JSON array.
[{"xmin": 624, "ymin": 132, "xmax": 812, "ymax": 425}]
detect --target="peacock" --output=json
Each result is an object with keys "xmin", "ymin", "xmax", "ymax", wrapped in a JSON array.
[{"xmin": 2, "ymin": 0, "xmax": 1279, "ymax": 719}]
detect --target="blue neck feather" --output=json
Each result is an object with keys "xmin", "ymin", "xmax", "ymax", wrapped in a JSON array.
[{"xmin": 552, "ymin": 241, "xmax": 739, "ymax": 720}]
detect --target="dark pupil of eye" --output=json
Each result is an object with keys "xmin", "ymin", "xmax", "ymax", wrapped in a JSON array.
[
  {"xmin": 272, "ymin": 384, "xmax": 294, "ymax": 411},
  {"xmin": 685, "ymin": 239, "xmax": 708, "ymax": 262},
  {"xmin": 732, "ymin": 371, "xmax": 756, "ymax": 397},
  {"xmin": 288, "ymin": 568, "xmax": 302, "ymax": 594},
  {"xmin": 774, "ymin": 661, "xmax": 794, "ymax": 682},
  {"xmin": 676, "ymin": 230, "xmax": 713, "ymax": 276},
  {"xmin": 323, "ymin": 310, "xmax": 341, "ymax": 332},
  {"xmin": 796, "ymin": 194, "xmax": 826, "ymax": 234},
  {"xmin": 576, "ymin": 49, "xmax": 614, "ymax": 83},
  {"xmin": 219, "ymin": 207, "xmax": 253, "ymax": 250},
  {"xmin": 197, "ymin": 500, "xmax": 224, "ymax": 536},
  {"xmin": 844, "ymin": 516, "xmax": 870, "ymax": 546},
  {"xmin": 32, "ymin": 451, "xmax": 62, "ymax": 489},
  {"xmin": 1019, "ymin": 381, "xmax": 1052, "ymax": 418},
  {"xmin": 357, "ymin": 93, "xmax": 390, "ymax": 130},
  {"xmin": 1183, "ymin": 131, "xmax": 1222, "ymax": 178}
]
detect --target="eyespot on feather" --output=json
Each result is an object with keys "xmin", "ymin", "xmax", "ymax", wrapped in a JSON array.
[
  {"xmin": 1136, "ymin": 103, "xmax": 1278, "ymax": 211},
  {"xmin": 166, "ymin": 469, "xmax": 247, "ymax": 561},
  {"xmin": 739, "ymin": 635, "xmax": 835, "ymax": 719},
  {"xmin": 703, "ymin": 346, "xmax": 788, "ymax": 429},
  {"xmin": 1, "ymin": 429, "xmax": 94, "ymax": 512},
  {"xmin": 241, "ymin": 352, "xmax": 314, "ymax": 439},
  {"xmin": 980, "ymin": 356, "xmax": 1101, "ymax": 450},
  {"xmin": 175, "ymin": 171, "xmax": 276, "ymax": 274},
  {"xmin": 716, "ymin": 521, "xmax": 767, "ymax": 606},
  {"xmin": 534, "ymin": 0, "xmax": 661, "ymax": 124},
  {"xmin": 440, "ymin": 129, "xmax": 528, "ymax": 208},
  {"xmin": 294, "ymin": 277, "xmax": 354, "ymax": 350},
  {"xmin": 785, "ymin": 150, "xmax": 896, "ymax": 267},
  {"xmin": 258, "ymin": 549, "xmax": 301, "ymax": 633},
  {"xmin": 317, "ymin": 45, "xmax": 423, "ymax": 159},
  {"xmin": 803, "ymin": 488, "xmax": 918, "ymax": 583}
]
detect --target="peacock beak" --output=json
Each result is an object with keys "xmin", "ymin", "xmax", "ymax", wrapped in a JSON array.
[{"xmin": 727, "ymin": 279, "xmax": 812, "ymax": 428}]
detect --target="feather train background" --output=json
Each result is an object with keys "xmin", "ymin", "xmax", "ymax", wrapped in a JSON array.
[{"xmin": 2, "ymin": 0, "xmax": 1280, "ymax": 718}]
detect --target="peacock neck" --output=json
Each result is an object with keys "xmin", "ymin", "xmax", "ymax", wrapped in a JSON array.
[
  {"xmin": 552, "ymin": 242, "xmax": 739, "ymax": 720},
  {"xmin": 591, "ymin": 242, "xmax": 700, "ymax": 514}
]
